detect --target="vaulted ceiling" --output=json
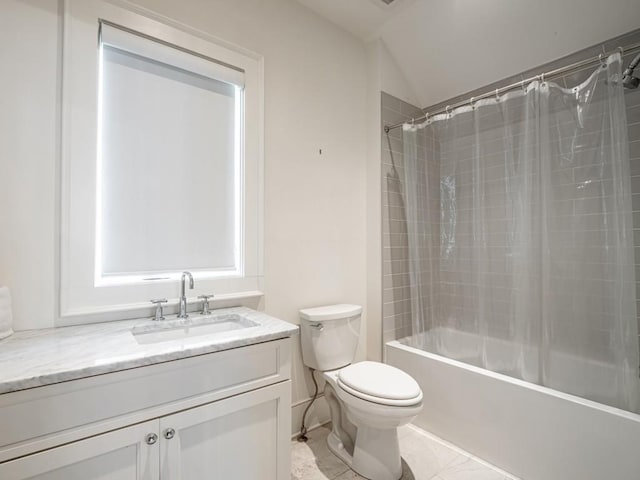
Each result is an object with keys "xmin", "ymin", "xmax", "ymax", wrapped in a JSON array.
[
  {"xmin": 296, "ymin": 0, "xmax": 640, "ymax": 108},
  {"xmin": 294, "ymin": 0, "xmax": 415, "ymax": 41}
]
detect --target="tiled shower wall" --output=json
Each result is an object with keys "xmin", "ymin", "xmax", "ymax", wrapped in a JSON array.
[
  {"xmin": 381, "ymin": 30, "xmax": 640, "ymax": 347},
  {"xmin": 381, "ymin": 93, "xmax": 425, "ymax": 344}
]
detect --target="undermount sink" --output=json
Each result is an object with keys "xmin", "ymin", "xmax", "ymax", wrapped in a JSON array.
[{"xmin": 132, "ymin": 313, "xmax": 259, "ymax": 345}]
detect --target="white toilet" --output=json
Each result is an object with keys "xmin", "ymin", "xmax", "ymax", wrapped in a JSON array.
[{"xmin": 300, "ymin": 304, "xmax": 423, "ymax": 480}]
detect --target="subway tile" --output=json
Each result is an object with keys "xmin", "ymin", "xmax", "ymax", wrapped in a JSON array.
[
  {"xmin": 383, "ymin": 231, "xmax": 409, "ymax": 248},
  {"xmin": 382, "ymin": 298, "xmax": 412, "ymax": 318},
  {"xmin": 383, "ymin": 246, "xmax": 410, "ymax": 262},
  {"xmin": 625, "ymin": 88, "xmax": 640, "ymax": 108},
  {"xmin": 382, "ymin": 92, "xmax": 405, "ymax": 115},
  {"xmin": 388, "ymin": 219, "xmax": 408, "ymax": 234},
  {"xmin": 383, "ymin": 272, "xmax": 411, "ymax": 289},
  {"xmin": 382, "ymin": 329, "xmax": 397, "ymax": 344},
  {"xmin": 383, "ymin": 286, "xmax": 413, "ymax": 304},
  {"xmin": 383, "ymin": 261, "xmax": 412, "ymax": 280},
  {"xmin": 379, "ymin": 89, "xmax": 639, "ymax": 356},
  {"xmin": 384, "ymin": 135, "xmax": 404, "ymax": 155},
  {"xmin": 630, "ymin": 159, "xmax": 640, "ymax": 176},
  {"xmin": 401, "ymin": 101, "xmax": 424, "ymax": 119},
  {"xmin": 382, "ymin": 103, "xmax": 405, "ymax": 121},
  {"xmin": 629, "ymin": 123, "xmax": 640, "ymax": 142},
  {"xmin": 628, "ymin": 104, "xmax": 640, "ymax": 125},
  {"xmin": 385, "ymin": 204, "xmax": 407, "ymax": 221},
  {"xmin": 382, "ymin": 112, "xmax": 408, "ymax": 130}
]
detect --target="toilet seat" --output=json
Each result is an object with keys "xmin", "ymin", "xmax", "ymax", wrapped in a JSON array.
[{"xmin": 337, "ymin": 361, "xmax": 423, "ymax": 407}]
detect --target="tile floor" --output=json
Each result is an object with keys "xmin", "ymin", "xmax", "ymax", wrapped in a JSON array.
[{"xmin": 291, "ymin": 423, "xmax": 518, "ymax": 480}]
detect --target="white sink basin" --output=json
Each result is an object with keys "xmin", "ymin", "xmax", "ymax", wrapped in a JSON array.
[{"xmin": 132, "ymin": 313, "xmax": 259, "ymax": 345}]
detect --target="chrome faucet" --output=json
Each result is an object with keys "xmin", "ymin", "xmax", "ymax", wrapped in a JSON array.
[{"xmin": 178, "ymin": 271, "xmax": 194, "ymax": 318}]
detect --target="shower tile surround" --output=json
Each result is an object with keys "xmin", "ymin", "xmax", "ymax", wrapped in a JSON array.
[
  {"xmin": 382, "ymin": 94, "xmax": 429, "ymax": 343},
  {"xmin": 381, "ymin": 29, "xmax": 640, "ymax": 352}
]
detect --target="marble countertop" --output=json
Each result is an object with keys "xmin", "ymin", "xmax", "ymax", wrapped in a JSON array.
[{"xmin": 0, "ymin": 307, "xmax": 298, "ymax": 395}]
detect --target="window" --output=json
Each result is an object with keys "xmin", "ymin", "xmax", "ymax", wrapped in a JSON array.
[
  {"xmin": 98, "ymin": 23, "xmax": 243, "ymax": 284},
  {"xmin": 61, "ymin": 0, "xmax": 263, "ymax": 322}
]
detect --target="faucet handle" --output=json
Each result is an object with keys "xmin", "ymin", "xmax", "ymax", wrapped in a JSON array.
[
  {"xmin": 150, "ymin": 298, "xmax": 167, "ymax": 321},
  {"xmin": 198, "ymin": 294, "xmax": 214, "ymax": 315}
]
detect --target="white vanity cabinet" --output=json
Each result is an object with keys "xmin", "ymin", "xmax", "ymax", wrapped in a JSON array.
[{"xmin": 0, "ymin": 338, "xmax": 292, "ymax": 480}]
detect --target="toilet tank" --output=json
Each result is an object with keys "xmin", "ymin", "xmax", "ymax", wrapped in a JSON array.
[{"xmin": 299, "ymin": 304, "xmax": 362, "ymax": 371}]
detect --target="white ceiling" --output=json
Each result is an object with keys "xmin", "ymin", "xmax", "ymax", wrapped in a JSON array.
[
  {"xmin": 294, "ymin": 0, "xmax": 415, "ymax": 41},
  {"xmin": 296, "ymin": 0, "xmax": 640, "ymax": 108}
]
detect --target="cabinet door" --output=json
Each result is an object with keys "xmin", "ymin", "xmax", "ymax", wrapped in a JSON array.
[
  {"xmin": 160, "ymin": 380, "xmax": 291, "ymax": 480},
  {"xmin": 0, "ymin": 420, "xmax": 159, "ymax": 480}
]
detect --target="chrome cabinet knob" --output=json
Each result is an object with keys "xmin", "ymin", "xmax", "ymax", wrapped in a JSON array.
[
  {"xmin": 163, "ymin": 428, "xmax": 175, "ymax": 440},
  {"xmin": 150, "ymin": 298, "xmax": 167, "ymax": 321},
  {"xmin": 198, "ymin": 294, "xmax": 214, "ymax": 315},
  {"xmin": 145, "ymin": 433, "xmax": 158, "ymax": 445}
]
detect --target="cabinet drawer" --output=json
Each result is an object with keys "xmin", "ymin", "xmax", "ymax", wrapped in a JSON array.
[{"xmin": 0, "ymin": 338, "xmax": 290, "ymax": 462}]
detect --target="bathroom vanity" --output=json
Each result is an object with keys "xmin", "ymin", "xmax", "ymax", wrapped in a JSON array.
[{"xmin": 0, "ymin": 307, "xmax": 297, "ymax": 479}]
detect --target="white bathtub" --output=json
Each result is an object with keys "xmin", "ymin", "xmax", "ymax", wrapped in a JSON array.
[{"xmin": 386, "ymin": 330, "xmax": 640, "ymax": 480}]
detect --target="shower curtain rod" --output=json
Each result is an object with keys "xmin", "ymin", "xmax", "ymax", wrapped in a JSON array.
[{"xmin": 384, "ymin": 41, "xmax": 640, "ymax": 133}]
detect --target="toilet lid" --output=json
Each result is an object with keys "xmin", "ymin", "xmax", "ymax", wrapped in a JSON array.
[{"xmin": 337, "ymin": 361, "xmax": 422, "ymax": 406}]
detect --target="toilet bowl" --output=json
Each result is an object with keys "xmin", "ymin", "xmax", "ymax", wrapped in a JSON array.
[
  {"xmin": 323, "ymin": 363, "xmax": 423, "ymax": 479},
  {"xmin": 299, "ymin": 305, "xmax": 423, "ymax": 480}
]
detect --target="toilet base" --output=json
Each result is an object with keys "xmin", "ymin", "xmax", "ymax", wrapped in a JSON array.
[
  {"xmin": 326, "ymin": 426, "xmax": 402, "ymax": 480},
  {"xmin": 352, "ymin": 425, "xmax": 402, "ymax": 480}
]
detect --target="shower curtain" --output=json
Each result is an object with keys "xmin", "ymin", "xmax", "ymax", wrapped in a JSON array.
[{"xmin": 401, "ymin": 53, "xmax": 640, "ymax": 413}]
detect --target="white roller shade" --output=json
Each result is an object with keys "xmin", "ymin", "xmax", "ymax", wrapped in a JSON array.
[
  {"xmin": 98, "ymin": 25, "xmax": 242, "ymax": 277},
  {"xmin": 100, "ymin": 22, "xmax": 245, "ymax": 87}
]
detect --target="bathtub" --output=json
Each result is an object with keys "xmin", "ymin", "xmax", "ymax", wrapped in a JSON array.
[{"xmin": 386, "ymin": 329, "xmax": 640, "ymax": 480}]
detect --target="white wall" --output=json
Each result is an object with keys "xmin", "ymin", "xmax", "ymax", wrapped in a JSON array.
[
  {"xmin": 365, "ymin": 41, "xmax": 383, "ymax": 364},
  {"xmin": 0, "ymin": 0, "xmax": 60, "ymax": 331},
  {"xmin": 380, "ymin": 0, "xmax": 640, "ymax": 107},
  {"xmin": 377, "ymin": 40, "xmax": 420, "ymax": 108},
  {"xmin": 0, "ymin": 0, "xmax": 368, "ymax": 434}
]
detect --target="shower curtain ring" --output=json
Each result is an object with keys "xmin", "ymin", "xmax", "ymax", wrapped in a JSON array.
[
  {"xmin": 470, "ymin": 97, "xmax": 475, "ymax": 109},
  {"xmin": 495, "ymin": 89, "xmax": 499, "ymax": 101},
  {"xmin": 540, "ymin": 73, "xmax": 545, "ymax": 84},
  {"xmin": 445, "ymin": 105, "xmax": 451, "ymax": 117}
]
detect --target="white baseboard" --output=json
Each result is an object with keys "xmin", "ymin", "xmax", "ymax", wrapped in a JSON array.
[{"xmin": 290, "ymin": 394, "xmax": 330, "ymax": 437}]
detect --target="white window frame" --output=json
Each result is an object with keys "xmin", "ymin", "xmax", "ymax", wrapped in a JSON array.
[{"xmin": 60, "ymin": 0, "xmax": 264, "ymax": 323}]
